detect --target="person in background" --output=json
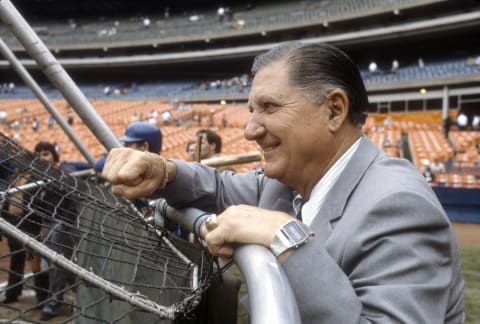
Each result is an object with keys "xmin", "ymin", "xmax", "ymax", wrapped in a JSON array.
[
  {"xmin": 0, "ymin": 151, "xmax": 47, "ymax": 306},
  {"xmin": 473, "ymin": 114, "xmax": 480, "ymax": 130},
  {"xmin": 185, "ymin": 130, "xmax": 223, "ymax": 162},
  {"xmin": 162, "ymin": 110, "xmax": 172, "ymax": 126},
  {"xmin": 195, "ymin": 129, "xmax": 235, "ymax": 172},
  {"xmin": 221, "ymin": 113, "xmax": 228, "ymax": 128},
  {"xmin": 102, "ymin": 41, "xmax": 464, "ymax": 323},
  {"xmin": 0, "ymin": 140, "xmax": 78, "ymax": 319},
  {"xmin": 33, "ymin": 142, "xmax": 78, "ymax": 321},
  {"xmin": 195, "ymin": 129, "xmax": 222, "ymax": 160},
  {"xmin": 47, "ymin": 115, "xmax": 55, "ymax": 129},
  {"xmin": 31, "ymin": 118, "xmax": 40, "ymax": 132},
  {"xmin": 66, "ymin": 111, "xmax": 74, "ymax": 126},
  {"xmin": 95, "ymin": 121, "xmax": 162, "ymax": 174},
  {"xmin": 119, "ymin": 121, "xmax": 162, "ymax": 154},
  {"xmin": 430, "ymin": 158, "xmax": 446, "ymax": 174},
  {"xmin": 457, "ymin": 112, "xmax": 468, "ymax": 131},
  {"xmin": 186, "ymin": 139, "xmax": 196, "ymax": 162},
  {"xmin": 422, "ymin": 165, "xmax": 435, "ymax": 183},
  {"xmin": 443, "ymin": 115, "xmax": 453, "ymax": 139}
]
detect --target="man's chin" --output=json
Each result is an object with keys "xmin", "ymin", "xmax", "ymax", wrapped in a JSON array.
[{"xmin": 263, "ymin": 164, "xmax": 281, "ymax": 180}]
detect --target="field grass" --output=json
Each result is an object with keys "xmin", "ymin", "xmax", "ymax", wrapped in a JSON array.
[
  {"xmin": 460, "ymin": 245, "xmax": 480, "ymax": 324},
  {"xmin": 232, "ymin": 245, "xmax": 480, "ymax": 323}
]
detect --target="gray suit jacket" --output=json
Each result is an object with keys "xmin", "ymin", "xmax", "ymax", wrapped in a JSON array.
[{"xmin": 160, "ymin": 136, "xmax": 464, "ymax": 323}]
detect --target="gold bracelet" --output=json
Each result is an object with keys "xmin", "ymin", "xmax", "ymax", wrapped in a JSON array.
[{"xmin": 147, "ymin": 152, "xmax": 169, "ymax": 190}]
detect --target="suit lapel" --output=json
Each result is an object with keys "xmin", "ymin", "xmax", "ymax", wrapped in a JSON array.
[{"xmin": 310, "ymin": 136, "xmax": 380, "ymax": 243}]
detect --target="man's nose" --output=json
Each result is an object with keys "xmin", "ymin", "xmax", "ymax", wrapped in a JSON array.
[{"xmin": 244, "ymin": 114, "xmax": 266, "ymax": 141}]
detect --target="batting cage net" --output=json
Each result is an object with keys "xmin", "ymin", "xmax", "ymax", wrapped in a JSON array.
[{"xmin": 0, "ymin": 133, "xmax": 222, "ymax": 323}]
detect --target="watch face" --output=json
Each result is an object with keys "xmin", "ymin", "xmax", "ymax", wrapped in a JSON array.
[{"xmin": 283, "ymin": 221, "xmax": 308, "ymax": 242}]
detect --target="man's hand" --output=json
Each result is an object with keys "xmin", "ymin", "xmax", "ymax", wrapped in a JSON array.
[
  {"xmin": 202, "ymin": 204, "xmax": 293, "ymax": 258},
  {"xmin": 102, "ymin": 148, "xmax": 172, "ymax": 199}
]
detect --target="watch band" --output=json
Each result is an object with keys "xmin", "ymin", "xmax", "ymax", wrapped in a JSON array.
[{"xmin": 270, "ymin": 220, "xmax": 312, "ymax": 257}]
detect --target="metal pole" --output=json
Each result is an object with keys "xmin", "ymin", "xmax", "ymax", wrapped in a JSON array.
[
  {"xmin": 159, "ymin": 201, "xmax": 302, "ymax": 324},
  {"xmin": 0, "ymin": 37, "xmax": 96, "ymax": 166},
  {"xmin": 1, "ymin": 169, "xmax": 93, "ymax": 197},
  {"xmin": 234, "ymin": 245, "xmax": 302, "ymax": 324},
  {"xmin": 0, "ymin": 0, "xmax": 121, "ymax": 151},
  {"xmin": 442, "ymin": 86, "xmax": 449, "ymax": 120}
]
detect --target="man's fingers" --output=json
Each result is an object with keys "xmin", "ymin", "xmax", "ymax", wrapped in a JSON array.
[
  {"xmin": 112, "ymin": 163, "xmax": 147, "ymax": 185},
  {"xmin": 111, "ymin": 184, "xmax": 128, "ymax": 198},
  {"xmin": 111, "ymin": 177, "xmax": 161, "ymax": 200},
  {"xmin": 204, "ymin": 225, "xmax": 235, "ymax": 257},
  {"xmin": 208, "ymin": 244, "xmax": 234, "ymax": 258},
  {"xmin": 102, "ymin": 148, "xmax": 144, "ymax": 182}
]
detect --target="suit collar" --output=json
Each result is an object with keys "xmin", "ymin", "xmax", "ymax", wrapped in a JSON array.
[
  {"xmin": 258, "ymin": 136, "xmax": 381, "ymax": 225},
  {"xmin": 310, "ymin": 136, "xmax": 380, "ymax": 240}
]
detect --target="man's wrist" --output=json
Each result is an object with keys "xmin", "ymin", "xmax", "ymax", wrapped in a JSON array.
[
  {"xmin": 270, "ymin": 220, "xmax": 313, "ymax": 257},
  {"xmin": 165, "ymin": 160, "xmax": 176, "ymax": 184},
  {"xmin": 146, "ymin": 153, "xmax": 176, "ymax": 190}
]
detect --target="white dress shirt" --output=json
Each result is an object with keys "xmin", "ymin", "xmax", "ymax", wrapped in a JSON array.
[{"xmin": 293, "ymin": 137, "xmax": 362, "ymax": 225}]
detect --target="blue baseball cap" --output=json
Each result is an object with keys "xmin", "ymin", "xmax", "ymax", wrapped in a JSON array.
[{"xmin": 119, "ymin": 121, "xmax": 162, "ymax": 153}]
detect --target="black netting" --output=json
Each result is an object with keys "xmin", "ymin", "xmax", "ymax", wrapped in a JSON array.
[{"xmin": 0, "ymin": 133, "xmax": 219, "ymax": 323}]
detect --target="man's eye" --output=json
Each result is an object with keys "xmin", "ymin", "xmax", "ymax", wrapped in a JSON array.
[
  {"xmin": 263, "ymin": 102, "xmax": 275, "ymax": 111},
  {"xmin": 248, "ymin": 102, "xmax": 275, "ymax": 113}
]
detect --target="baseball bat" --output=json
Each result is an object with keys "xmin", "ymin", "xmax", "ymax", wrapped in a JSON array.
[{"xmin": 201, "ymin": 151, "xmax": 262, "ymax": 167}]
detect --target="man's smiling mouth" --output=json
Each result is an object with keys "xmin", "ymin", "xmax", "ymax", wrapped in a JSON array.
[{"xmin": 262, "ymin": 144, "xmax": 279, "ymax": 153}]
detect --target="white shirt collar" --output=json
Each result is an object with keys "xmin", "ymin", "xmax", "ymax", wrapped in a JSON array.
[{"xmin": 294, "ymin": 136, "xmax": 362, "ymax": 225}]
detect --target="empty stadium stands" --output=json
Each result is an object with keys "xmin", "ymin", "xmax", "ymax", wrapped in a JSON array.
[
  {"xmin": 0, "ymin": 99, "xmax": 262, "ymax": 172},
  {"xmin": 365, "ymin": 111, "xmax": 480, "ymax": 188},
  {"xmin": 361, "ymin": 57, "xmax": 480, "ymax": 87},
  {"xmin": 0, "ymin": 0, "xmax": 447, "ymax": 51},
  {"xmin": 1, "ymin": 53, "xmax": 479, "ymax": 102}
]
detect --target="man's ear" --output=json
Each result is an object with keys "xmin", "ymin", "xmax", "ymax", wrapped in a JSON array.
[
  {"xmin": 210, "ymin": 142, "xmax": 217, "ymax": 153},
  {"xmin": 141, "ymin": 142, "xmax": 150, "ymax": 152},
  {"xmin": 326, "ymin": 89, "xmax": 349, "ymax": 132}
]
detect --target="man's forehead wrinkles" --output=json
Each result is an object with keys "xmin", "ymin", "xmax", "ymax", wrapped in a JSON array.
[{"xmin": 253, "ymin": 92, "xmax": 279, "ymax": 103}]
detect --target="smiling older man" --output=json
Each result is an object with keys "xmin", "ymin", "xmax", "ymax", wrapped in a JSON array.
[{"xmin": 102, "ymin": 41, "xmax": 464, "ymax": 323}]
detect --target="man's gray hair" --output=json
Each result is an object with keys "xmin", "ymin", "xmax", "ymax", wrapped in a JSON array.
[{"xmin": 251, "ymin": 41, "xmax": 368, "ymax": 125}]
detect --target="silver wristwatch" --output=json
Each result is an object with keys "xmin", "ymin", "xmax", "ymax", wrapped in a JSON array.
[{"xmin": 270, "ymin": 220, "xmax": 312, "ymax": 257}]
